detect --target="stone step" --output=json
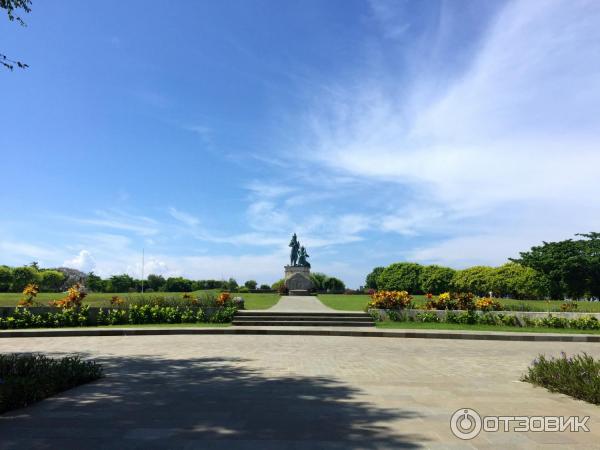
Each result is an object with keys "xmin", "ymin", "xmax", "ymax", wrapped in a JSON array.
[
  {"xmin": 234, "ymin": 315, "xmax": 372, "ymax": 322},
  {"xmin": 231, "ymin": 320, "xmax": 375, "ymax": 327},
  {"xmin": 236, "ymin": 311, "xmax": 369, "ymax": 317}
]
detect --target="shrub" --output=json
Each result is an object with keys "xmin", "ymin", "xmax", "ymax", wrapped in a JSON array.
[
  {"xmin": 522, "ymin": 353, "xmax": 600, "ymax": 404},
  {"xmin": 415, "ymin": 312, "xmax": 439, "ymax": 323},
  {"xmin": 0, "ymin": 354, "xmax": 103, "ymax": 413},
  {"xmin": 451, "ymin": 266, "xmax": 495, "ymax": 296},
  {"xmin": 10, "ymin": 266, "xmax": 40, "ymax": 292},
  {"xmin": 377, "ymin": 263, "xmax": 423, "ymax": 292},
  {"xmin": 560, "ymin": 301, "xmax": 578, "ymax": 312},
  {"xmin": 259, "ymin": 284, "xmax": 271, "ymax": 290},
  {"xmin": 110, "ymin": 296, "xmax": 125, "ymax": 306},
  {"xmin": 238, "ymin": 286, "xmax": 250, "ymax": 293},
  {"xmin": 367, "ymin": 290, "xmax": 413, "ymax": 310},
  {"xmin": 537, "ymin": 315, "xmax": 569, "ymax": 328},
  {"xmin": 425, "ymin": 292, "xmax": 456, "ymax": 310},
  {"xmin": 474, "ymin": 297, "xmax": 502, "ymax": 312},
  {"xmin": 0, "ymin": 266, "xmax": 12, "ymax": 292},
  {"xmin": 271, "ymin": 279, "xmax": 285, "ymax": 291},
  {"xmin": 17, "ymin": 283, "xmax": 39, "ymax": 307},
  {"xmin": 39, "ymin": 270, "xmax": 66, "ymax": 292},
  {"xmin": 50, "ymin": 283, "xmax": 87, "ymax": 309}
]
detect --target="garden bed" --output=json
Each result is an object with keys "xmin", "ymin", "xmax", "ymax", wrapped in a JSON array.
[
  {"xmin": 369, "ymin": 308, "xmax": 600, "ymax": 331},
  {"xmin": 0, "ymin": 353, "xmax": 103, "ymax": 413},
  {"xmin": 522, "ymin": 353, "xmax": 600, "ymax": 404}
]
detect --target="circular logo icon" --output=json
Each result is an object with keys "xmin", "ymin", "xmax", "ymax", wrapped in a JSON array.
[{"xmin": 450, "ymin": 408, "xmax": 482, "ymax": 440}]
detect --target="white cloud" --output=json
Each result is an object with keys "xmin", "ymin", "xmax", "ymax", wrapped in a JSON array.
[
  {"xmin": 63, "ymin": 250, "xmax": 96, "ymax": 273},
  {"xmin": 168, "ymin": 207, "xmax": 200, "ymax": 227},
  {"xmin": 301, "ymin": 0, "xmax": 600, "ymax": 262}
]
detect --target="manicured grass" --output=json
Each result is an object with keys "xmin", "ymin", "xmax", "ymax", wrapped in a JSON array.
[
  {"xmin": 242, "ymin": 293, "xmax": 280, "ymax": 310},
  {"xmin": 318, "ymin": 294, "xmax": 600, "ymax": 312},
  {"xmin": 375, "ymin": 321, "xmax": 600, "ymax": 334},
  {"xmin": 0, "ymin": 291, "xmax": 280, "ymax": 309}
]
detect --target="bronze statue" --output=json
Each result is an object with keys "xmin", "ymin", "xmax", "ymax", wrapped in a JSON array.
[
  {"xmin": 289, "ymin": 233, "xmax": 300, "ymax": 266},
  {"xmin": 298, "ymin": 246, "xmax": 310, "ymax": 268}
]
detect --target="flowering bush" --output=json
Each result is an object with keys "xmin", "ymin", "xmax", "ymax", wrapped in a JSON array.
[
  {"xmin": 17, "ymin": 283, "xmax": 39, "ymax": 307},
  {"xmin": 474, "ymin": 297, "xmax": 502, "ymax": 312},
  {"xmin": 560, "ymin": 301, "xmax": 578, "ymax": 312},
  {"xmin": 425, "ymin": 292, "xmax": 456, "ymax": 310},
  {"xmin": 217, "ymin": 292, "xmax": 231, "ymax": 306},
  {"xmin": 367, "ymin": 290, "xmax": 413, "ymax": 310},
  {"xmin": 110, "ymin": 296, "xmax": 125, "ymax": 306},
  {"xmin": 50, "ymin": 284, "xmax": 87, "ymax": 309},
  {"xmin": 454, "ymin": 292, "xmax": 475, "ymax": 310}
]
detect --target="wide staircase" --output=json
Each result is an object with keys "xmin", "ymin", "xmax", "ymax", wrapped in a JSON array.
[{"xmin": 232, "ymin": 310, "xmax": 375, "ymax": 327}]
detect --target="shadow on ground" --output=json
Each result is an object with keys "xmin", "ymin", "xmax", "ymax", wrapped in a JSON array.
[{"xmin": 0, "ymin": 353, "xmax": 426, "ymax": 449}]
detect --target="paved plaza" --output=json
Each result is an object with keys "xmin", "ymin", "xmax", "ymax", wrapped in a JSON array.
[{"xmin": 0, "ymin": 335, "xmax": 598, "ymax": 449}]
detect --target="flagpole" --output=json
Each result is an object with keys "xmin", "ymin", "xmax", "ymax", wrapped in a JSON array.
[{"xmin": 141, "ymin": 248, "xmax": 145, "ymax": 294}]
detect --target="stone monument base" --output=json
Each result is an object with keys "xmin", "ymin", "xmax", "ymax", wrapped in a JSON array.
[{"xmin": 284, "ymin": 265, "xmax": 314, "ymax": 293}]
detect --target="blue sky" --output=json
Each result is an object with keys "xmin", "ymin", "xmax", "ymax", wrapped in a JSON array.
[{"xmin": 1, "ymin": 0, "xmax": 599, "ymax": 287}]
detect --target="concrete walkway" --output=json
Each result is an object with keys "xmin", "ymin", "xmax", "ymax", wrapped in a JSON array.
[
  {"xmin": 0, "ymin": 335, "xmax": 599, "ymax": 448},
  {"xmin": 264, "ymin": 295, "xmax": 335, "ymax": 312}
]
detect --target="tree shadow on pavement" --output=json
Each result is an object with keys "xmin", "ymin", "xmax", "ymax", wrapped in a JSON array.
[{"xmin": 0, "ymin": 354, "xmax": 427, "ymax": 449}]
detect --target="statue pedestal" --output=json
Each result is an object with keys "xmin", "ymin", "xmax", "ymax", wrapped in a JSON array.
[{"xmin": 284, "ymin": 265, "xmax": 314, "ymax": 295}]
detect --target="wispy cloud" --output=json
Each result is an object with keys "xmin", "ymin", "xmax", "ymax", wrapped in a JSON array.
[
  {"xmin": 298, "ymin": 0, "xmax": 600, "ymax": 264},
  {"xmin": 168, "ymin": 207, "xmax": 200, "ymax": 227}
]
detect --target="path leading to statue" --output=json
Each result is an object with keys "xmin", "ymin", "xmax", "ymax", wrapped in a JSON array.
[{"xmin": 265, "ymin": 295, "xmax": 337, "ymax": 312}]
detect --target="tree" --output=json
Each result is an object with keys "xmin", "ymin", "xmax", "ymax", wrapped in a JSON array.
[
  {"xmin": 325, "ymin": 277, "xmax": 345, "ymax": 292},
  {"xmin": 419, "ymin": 265, "xmax": 455, "ymax": 294},
  {"xmin": 244, "ymin": 280, "xmax": 257, "ymax": 290},
  {"xmin": 146, "ymin": 274, "xmax": 166, "ymax": 292},
  {"xmin": 165, "ymin": 277, "xmax": 193, "ymax": 292},
  {"xmin": 39, "ymin": 270, "xmax": 65, "ymax": 292},
  {"xmin": 451, "ymin": 266, "xmax": 495, "ymax": 296},
  {"xmin": 86, "ymin": 272, "xmax": 105, "ymax": 292},
  {"xmin": 226, "ymin": 278, "xmax": 238, "ymax": 291},
  {"xmin": 0, "ymin": 266, "xmax": 12, "ymax": 292},
  {"xmin": 377, "ymin": 263, "xmax": 423, "ymax": 293},
  {"xmin": 512, "ymin": 233, "xmax": 600, "ymax": 299},
  {"xmin": 107, "ymin": 274, "xmax": 136, "ymax": 292},
  {"xmin": 259, "ymin": 284, "xmax": 271, "ymax": 290},
  {"xmin": 309, "ymin": 272, "xmax": 328, "ymax": 291},
  {"xmin": 1, "ymin": 0, "xmax": 31, "ymax": 70},
  {"xmin": 365, "ymin": 267, "xmax": 385, "ymax": 290},
  {"xmin": 11, "ymin": 265, "xmax": 39, "ymax": 291},
  {"xmin": 271, "ymin": 279, "xmax": 285, "ymax": 291},
  {"xmin": 491, "ymin": 263, "xmax": 548, "ymax": 299}
]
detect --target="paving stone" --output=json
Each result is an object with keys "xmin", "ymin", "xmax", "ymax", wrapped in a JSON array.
[{"xmin": 0, "ymin": 335, "xmax": 598, "ymax": 448}]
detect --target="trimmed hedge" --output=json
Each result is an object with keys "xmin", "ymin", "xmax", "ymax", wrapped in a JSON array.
[
  {"xmin": 0, "ymin": 304, "xmax": 238, "ymax": 329},
  {"xmin": 0, "ymin": 353, "xmax": 103, "ymax": 413},
  {"xmin": 373, "ymin": 310, "xmax": 600, "ymax": 330}
]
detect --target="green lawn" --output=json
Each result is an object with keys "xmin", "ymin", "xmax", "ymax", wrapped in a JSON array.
[
  {"xmin": 375, "ymin": 321, "xmax": 600, "ymax": 334},
  {"xmin": 241, "ymin": 293, "xmax": 280, "ymax": 309},
  {"xmin": 318, "ymin": 294, "xmax": 600, "ymax": 312},
  {"xmin": 0, "ymin": 291, "xmax": 280, "ymax": 309}
]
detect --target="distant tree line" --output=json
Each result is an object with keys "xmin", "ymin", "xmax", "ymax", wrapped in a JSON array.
[
  {"xmin": 365, "ymin": 232, "xmax": 600, "ymax": 300},
  {"xmin": 270, "ymin": 272, "xmax": 346, "ymax": 293},
  {"xmin": 0, "ymin": 264, "xmax": 272, "ymax": 293}
]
